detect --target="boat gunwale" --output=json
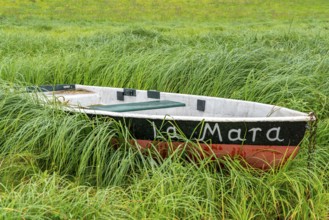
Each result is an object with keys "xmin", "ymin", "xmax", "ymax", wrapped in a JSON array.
[{"xmin": 68, "ymin": 107, "xmax": 314, "ymax": 123}]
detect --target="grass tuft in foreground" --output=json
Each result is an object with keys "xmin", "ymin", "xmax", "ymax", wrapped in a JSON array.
[{"xmin": 0, "ymin": 84, "xmax": 328, "ymax": 219}]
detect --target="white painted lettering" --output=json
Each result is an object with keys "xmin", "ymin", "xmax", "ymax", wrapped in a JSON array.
[
  {"xmin": 166, "ymin": 126, "xmax": 178, "ymax": 139},
  {"xmin": 152, "ymin": 122, "xmax": 161, "ymax": 139},
  {"xmin": 153, "ymin": 122, "xmax": 285, "ymax": 143},
  {"xmin": 198, "ymin": 123, "xmax": 223, "ymax": 142},
  {"xmin": 248, "ymin": 128, "xmax": 262, "ymax": 142},
  {"xmin": 152, "ymin": 122, "xmax": 156, "ymax": 139},
  {"xmin": 266, "ymin": 127, "xmax": 284, "ymax": 142},
  {"xmin": 228, "ymin": 129, "xmax": 246, "ymax": 142}
]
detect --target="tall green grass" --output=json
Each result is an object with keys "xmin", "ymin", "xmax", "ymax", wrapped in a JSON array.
[
  {"xmin": 0, "ymin": 90, "xmax": 327, "ymax": 218},
  {"xmin": 1, "ymin": 21, "xmax": 328, "ymax": 114},
  {"xmin": 1, "ymin": 0, "xmax": 329, "ymax": 22},
  {"xmin": 0, "ymin": 1, "xmax": 329, "ymax": 218}
]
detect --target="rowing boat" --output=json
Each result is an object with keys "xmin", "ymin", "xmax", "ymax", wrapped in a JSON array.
[{"xmin": 29, "ymin": 84, "xmax": 315, "ymax": 169}]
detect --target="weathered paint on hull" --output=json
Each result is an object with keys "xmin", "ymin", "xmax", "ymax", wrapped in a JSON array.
[
  {"xmin": 135, "ymin": 139, "xmax": 299, "ymax": 169},
  {"xmin": 88, "ymin": 115, "xmax": 306, "ymax": 169}
]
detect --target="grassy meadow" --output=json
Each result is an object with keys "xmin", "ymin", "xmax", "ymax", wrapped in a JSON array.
[{"xmin": 0, "ymin": 0, "xmax": 329, "ymax": 219}]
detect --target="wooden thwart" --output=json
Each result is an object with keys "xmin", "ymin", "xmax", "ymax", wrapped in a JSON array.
[{"xmin": 88, "ymin": 100, "xmax": 185, "ymax": 112}]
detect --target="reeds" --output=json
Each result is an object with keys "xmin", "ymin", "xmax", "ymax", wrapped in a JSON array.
[
  {"xmin": 0, "ymin": 82, "xmax": 328, "ymax": 218},
  {"xmin": 0, "ymin": 4, "xmax": 328, "ymax": 218}
]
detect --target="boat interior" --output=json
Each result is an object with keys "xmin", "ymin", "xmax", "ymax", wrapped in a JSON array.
[{"xmin": 41, "ymin": 84, "xmax": 308, "ymax": 118}]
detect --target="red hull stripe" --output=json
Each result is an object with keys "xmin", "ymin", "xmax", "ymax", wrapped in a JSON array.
[{"xmin": 135, "ymin": 139, "xmax": 299, "ymax": 169}]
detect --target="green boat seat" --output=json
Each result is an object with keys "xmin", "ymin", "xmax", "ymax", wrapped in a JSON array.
[{"xmin": 88, "ymin": 100, "xmax": 185, "ymax": 112}]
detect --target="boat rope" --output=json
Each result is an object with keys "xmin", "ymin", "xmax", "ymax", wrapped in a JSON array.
[
  {"xmin": 307, "ymin": 112, "xmax": 317, "ymax": 170},
  {"xmin": 306, "ymin": 112, "xmax": 317, "ymax": 204}
]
